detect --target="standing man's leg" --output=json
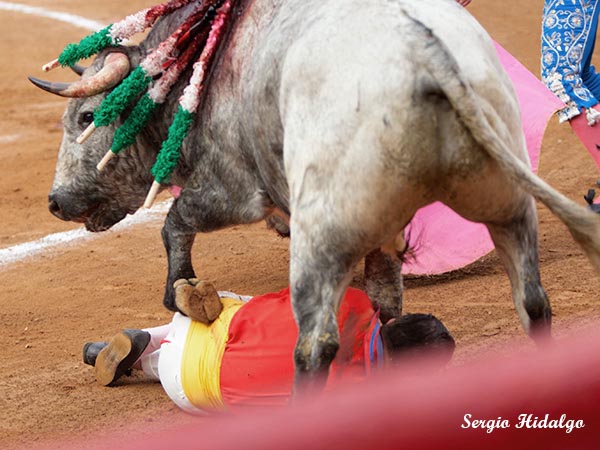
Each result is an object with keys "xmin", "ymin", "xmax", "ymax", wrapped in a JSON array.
[
  {"xmin": 581, "ymin": 2, "xmax": 600, "ymax": 100},
  {"xmin": 542, "ymin": 0, "xmax": 600, "ymax": 122}
]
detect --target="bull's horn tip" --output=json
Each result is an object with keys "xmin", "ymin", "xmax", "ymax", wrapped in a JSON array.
[
  {"xmin": 96, "ymin": 150, "xmax": 115, "ymax": 171},
  {"xmin": 28, "ymin": 75, "xmax": 70, "ymax": 96},
  {"xmin": 76, "ymin": 123, "xmax": 96, "ymax": 144}
]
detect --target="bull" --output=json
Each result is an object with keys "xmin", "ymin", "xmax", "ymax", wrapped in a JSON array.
[{"xmin": 30, "ymin": 0, "xmax": 600, "ymax": 394}]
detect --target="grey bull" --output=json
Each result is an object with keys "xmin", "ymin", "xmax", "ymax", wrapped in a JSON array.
[{"xmin": 31, "ymin": 0, "xmax": 600, "ymax": 393}]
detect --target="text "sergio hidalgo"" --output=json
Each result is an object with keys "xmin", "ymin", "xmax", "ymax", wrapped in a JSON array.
[{"xmin": 461, "ymin": 413, "xmax": 585, "ymax": 434}]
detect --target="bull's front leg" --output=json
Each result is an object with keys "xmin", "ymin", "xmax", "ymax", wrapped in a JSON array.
[
  {"xmin": 161, "ymin": 211, "xmax": 196, "ymax": 312},
  {"xmin": 161, "ymin": 186, "xmax": 271, "ymax": 312},
  {"xmin": 161, "ymin": 199, "xmax": 196, "ymax": 311}
]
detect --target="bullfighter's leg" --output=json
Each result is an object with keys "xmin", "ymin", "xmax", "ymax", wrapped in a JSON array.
[
  {"xmin": 173, "ymin": 278, "xmax": 223, "ymax": 323},
  {"xmin": 161, "ymin": 186, "xmax": 270, "ymax": 312},
  {"xmin": 364, "ymin": 233, "xmax": 405, "ymax": 322},
  {"xmin": 289, "ymin": 220, "xmax": 361, "ymax": 396},
  {"xmin": 485, "ymin": 198, "xmax": 552, "ymax": 342}
]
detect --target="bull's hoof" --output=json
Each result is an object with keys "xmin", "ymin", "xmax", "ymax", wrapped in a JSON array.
[{"xmin": 174, "ymin": 278, "xmax": 223, "ymax": 324}]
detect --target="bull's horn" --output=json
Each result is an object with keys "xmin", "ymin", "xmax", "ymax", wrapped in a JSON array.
[
  {"xmin": 70, "ymin": 64, "xmax": 87, "ymax": 76},
  {"xmin": 27, "ymin": 77, "xmax": 71, "ymax": 95},
  {"xmin": 28, "ymin": 52, "xmax": 130, "ymax": 98}
]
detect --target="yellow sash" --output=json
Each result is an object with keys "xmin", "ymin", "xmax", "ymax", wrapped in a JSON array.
[{"xmin": 181, "ymin": 297, "xmax": 245, "ymax": 411}]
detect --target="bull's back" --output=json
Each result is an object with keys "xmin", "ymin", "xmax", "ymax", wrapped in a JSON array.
[
  {"xmin": 207, "ymin": 0, "xmax": 526, "ymax": 222},
  {"xmin": 276, "ymin": 0, "xmax": 528, "ymax": 237}
]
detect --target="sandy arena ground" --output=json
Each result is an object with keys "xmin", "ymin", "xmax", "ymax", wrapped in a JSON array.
[{"xmin": 1, "ymin": 0, "xmax": 600, "ymax": 448}]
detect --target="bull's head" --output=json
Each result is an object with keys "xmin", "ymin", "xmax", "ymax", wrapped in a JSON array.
[{"xmin": 29, "ymin": 49, "xmax": 157, "ymax": 232}]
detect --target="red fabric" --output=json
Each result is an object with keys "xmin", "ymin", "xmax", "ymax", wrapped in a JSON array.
[
  {"xmin": 569, "ymin": 112, "xmax": 600, "ymax": 173},
  {"xmin": 219, "ymin": 287, "xmax": 375, "ymax": 410},
  {"xmin": 85, "ymin": 327, "xmax": 600, "ymax": 450}
]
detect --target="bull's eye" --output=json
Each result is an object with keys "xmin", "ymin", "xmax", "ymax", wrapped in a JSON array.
[{"xmin": 79, "ymin": 112, "xmax": 94, "ymax": 127}]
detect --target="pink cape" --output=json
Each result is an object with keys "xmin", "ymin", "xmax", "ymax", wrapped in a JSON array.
[
  {"xmin": 402, "ymin": 42, "xmax": 565, "ymax": 275},
  {"xmin": 568, "ymin": 111, "xmax": 600, "ymax": 172}
]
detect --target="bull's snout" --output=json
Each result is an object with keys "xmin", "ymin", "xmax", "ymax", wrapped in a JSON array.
[
  {"xmin": 48, "ymin": 190, "xmax": 86, "ymax": 222},
  {"xmin": 48, "ymin": 195, "xmax": 64, "ymax": 220}
]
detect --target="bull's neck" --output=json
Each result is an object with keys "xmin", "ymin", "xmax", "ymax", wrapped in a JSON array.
[{"xmin": 131, "ymin": 0, "xmax": 249, "ymax": 189}]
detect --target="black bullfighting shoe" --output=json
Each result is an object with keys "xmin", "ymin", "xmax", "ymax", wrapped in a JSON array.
[
  {"xmin": 82, "ymin": 341, "xmax": 108, "ymax": 366},
  {"xmin": 584, "ymin": 189, "xmax": 600, "ymax": 213},
  {"xmin": 94, "ymin": 329, "xmax": 151, "ymax": 386}
]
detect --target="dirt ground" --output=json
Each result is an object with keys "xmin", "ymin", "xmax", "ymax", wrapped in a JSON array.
[{"xmin": 1, "ymin": 0, "xmax": 600, "ymax": 448}]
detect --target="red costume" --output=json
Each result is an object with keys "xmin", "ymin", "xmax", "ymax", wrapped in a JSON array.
[{"xmin": 157, "ymin": 287, "xmax": 383, "ymax": 413}]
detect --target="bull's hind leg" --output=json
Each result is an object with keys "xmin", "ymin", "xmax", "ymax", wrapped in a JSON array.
[
  {"xmin": 289, "ymin": 220, "xmax": 363, "ymax": 396},
  {"xmin": 485, "ymin": 198, "xmax": 552, "ymax": 341},
  {"xmin": 364, "ymin": 233, "xmax": 406, "ymax": 322}
]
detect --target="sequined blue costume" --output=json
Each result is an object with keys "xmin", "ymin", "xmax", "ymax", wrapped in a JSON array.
[{"xmin": 541, "ymin": 0, "xmax": 600, "ymax": 122}]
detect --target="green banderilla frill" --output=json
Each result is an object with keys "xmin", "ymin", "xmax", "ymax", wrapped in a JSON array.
[
  {"xmin": 151, "ymin": 106, "xmax": 194, "ymax": 184},
  {"xmin": 57, "ymin": 25, "xmax": 117, "ymax": 67},
  {"xmin": 94, "ymin": 66, "xmax": 153, "ymax": 128},
  {"xmin": 111, "ymin": 94, "xmax": 158, "ymax": 154}
]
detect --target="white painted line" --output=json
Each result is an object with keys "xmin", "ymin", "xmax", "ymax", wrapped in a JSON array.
[
  {"xmin": 0, "ymin": 1, "xmax": 105, "ymax": 31},
  {"xmin": 0, "ymin": 200, "xmax": 172, "ymax": 268}
]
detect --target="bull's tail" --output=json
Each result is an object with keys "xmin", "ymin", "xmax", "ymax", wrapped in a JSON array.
[{"xmin": 402, "ymin": 11, "xmax": 600, "ymax": 273}]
